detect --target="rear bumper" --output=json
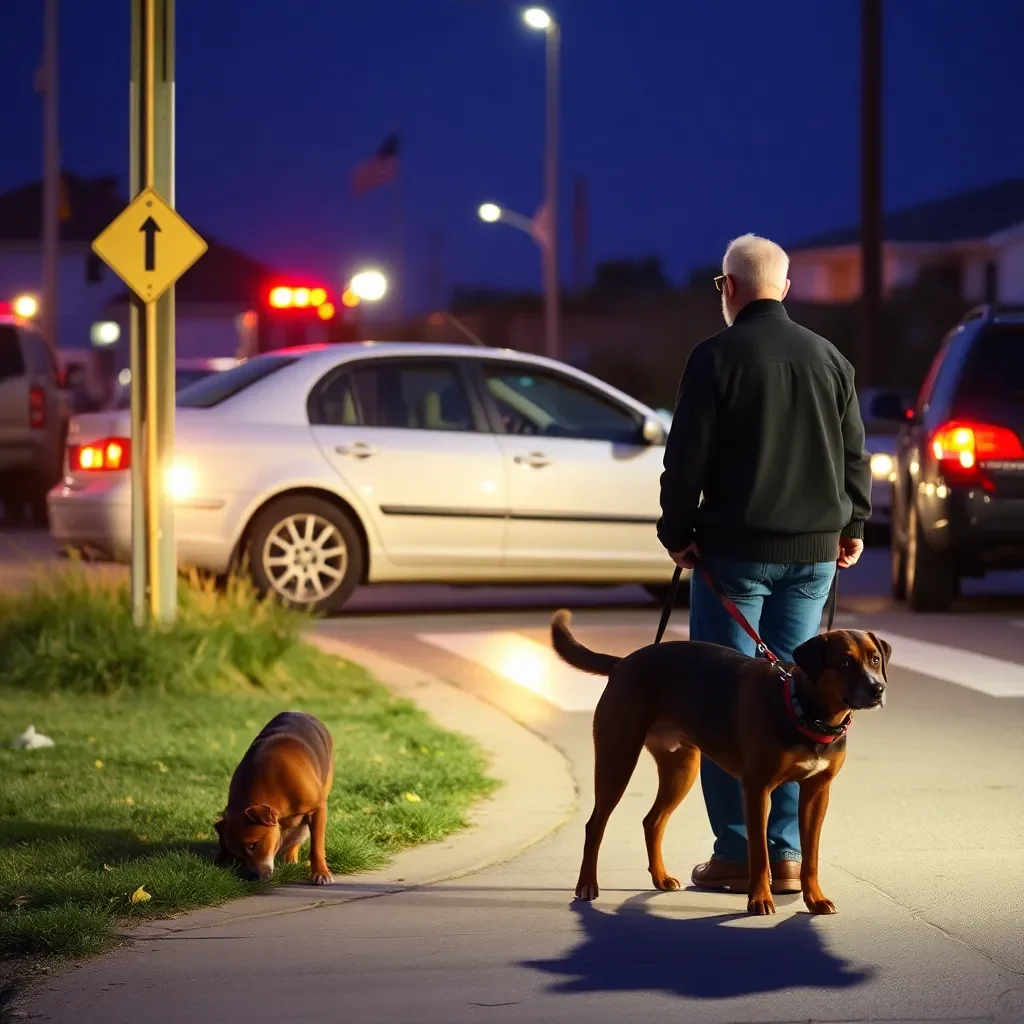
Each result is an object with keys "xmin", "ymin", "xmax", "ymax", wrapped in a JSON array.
[
  {"xmin": 919, "ymin": 485, "xmax": 1024, "ymax": 572},
  {"xmin": 48, "ymin": 478, "xmax": 237, "ymax": 573}
]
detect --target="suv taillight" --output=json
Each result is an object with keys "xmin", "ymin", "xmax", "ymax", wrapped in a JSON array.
[
  {"xmin": 29, "ymin": 386, "xmax": 45, "ymax": 428},
  {"xmin": 930, "ymin": 420, "xmax": 1024, "ymax": 482},
  {"xmin": 69, "ymin": 437, "xmax": 131, "ymax": 472}
]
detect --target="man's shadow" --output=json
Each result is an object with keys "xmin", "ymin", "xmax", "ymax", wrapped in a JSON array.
[{"xmin": 525, "ymin": 892, "xmax": 874, "ymax": 1000}]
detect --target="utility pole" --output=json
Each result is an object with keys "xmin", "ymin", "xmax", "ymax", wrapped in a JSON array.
[
  {"xmin": 571, "ymin": 174, "xmax": 588, "ymax": 295},
  {"xmin": 860, "ymin": 0, "xmax": 883, "ymax": 388},
  {"xmin": 41, "ymin": 0, "xmax": 59, "ymax": 361}
]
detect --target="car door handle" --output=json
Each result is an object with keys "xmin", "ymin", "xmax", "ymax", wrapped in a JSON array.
[
  {"xmin": 513, "ymin": 451, "xmax": 550, "ymax": 468},
  {"xmin": 335, "ymin": 442, "xmax": 377, "ymax": 459}
]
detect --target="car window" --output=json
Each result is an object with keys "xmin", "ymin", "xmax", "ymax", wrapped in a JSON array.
[
  {"xmin": 955, "ymin": 325, "xmax": 1024, "ymax": 406},
  {"xmin": 318, "ymin": 360, "xmax": 475, "ymax": 431},
  {"xmin": 176, "ymin": 355, "xmax": 296, "ymax": 408},
  {"xmin": 482, "ymin": 364, "xmax": 640, "ymax": 443},
  {"xmin": 0, "ymin": 325, "xmax": 26, "ymax": 382}
]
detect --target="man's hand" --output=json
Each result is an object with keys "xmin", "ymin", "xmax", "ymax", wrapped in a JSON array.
[
  {"xmin": 838, "ymin": 537, "xmax": 864, "ymax": 569},
  {"xmin": 668, "ymin": 543, "xmax": 701, "ymax": 570}
]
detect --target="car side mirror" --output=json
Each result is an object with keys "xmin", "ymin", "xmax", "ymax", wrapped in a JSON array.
[{"xmin": 641, "ymin": 415, "xmax": 666, "ymax": 445}]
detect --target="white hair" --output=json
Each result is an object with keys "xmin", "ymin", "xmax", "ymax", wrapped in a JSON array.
[{"xmin": 722, "ymin": 233, "xmax": 790, "ymax": 292}]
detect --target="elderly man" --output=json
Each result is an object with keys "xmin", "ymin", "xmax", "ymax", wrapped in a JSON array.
[{"xmin": 657, "ymin": 233, "xmax": 872, "ymax": 895}]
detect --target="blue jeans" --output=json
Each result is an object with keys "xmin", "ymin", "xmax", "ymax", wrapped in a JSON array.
[{"xmin": 689, "ymin": 556, "xmax": 836, "ymax": 864}]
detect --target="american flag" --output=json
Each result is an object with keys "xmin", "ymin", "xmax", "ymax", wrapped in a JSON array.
[{"xmin": 351, "ymin": 135, "xmax": 400, "ymax": 197}]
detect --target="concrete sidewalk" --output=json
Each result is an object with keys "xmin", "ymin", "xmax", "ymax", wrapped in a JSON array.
[{"xmin": 23, "ymin": 626, "xmax": 1024, "ymax": 1024}]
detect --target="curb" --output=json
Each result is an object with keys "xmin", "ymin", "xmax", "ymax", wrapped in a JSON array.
[{"xmin": 127, "ymin": 633, "xmax": 578, "ymax": 937}]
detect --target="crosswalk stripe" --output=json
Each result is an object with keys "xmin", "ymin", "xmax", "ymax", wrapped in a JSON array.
[
  {"xmin": 880, "ymin": 632, "xmax": 1024, "ymax": 698},
  {"xmin": 417, "ymin": 631, "xmax": 602, "ymax": 711},
  {"xmin": 417, "ymin": 625, "xmax": 1024, "ymax": 711}
]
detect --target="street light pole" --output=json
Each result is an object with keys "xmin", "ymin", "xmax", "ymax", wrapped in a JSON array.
[
  {"xmin": 524, "ymin": 8, "xmax": 560, "ymax": 361},
  {"xmin": 543, "ymin": 17, "xmax": 560, "ymax": 362}
]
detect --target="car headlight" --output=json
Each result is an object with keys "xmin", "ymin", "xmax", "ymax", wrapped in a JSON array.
[{"xmin": 870, "ymin": 452, "xmax": 895, "ymax": 482}]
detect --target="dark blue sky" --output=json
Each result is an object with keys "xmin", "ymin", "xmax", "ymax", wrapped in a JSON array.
[{"xmin": 2, "ymin": 0, "xmax": 1022, "ymax": 311}]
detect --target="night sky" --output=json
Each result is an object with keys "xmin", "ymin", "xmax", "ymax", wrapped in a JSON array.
[{"xmin": 2, "ymin": 0, "xmax": 1022, "ymax": 312}]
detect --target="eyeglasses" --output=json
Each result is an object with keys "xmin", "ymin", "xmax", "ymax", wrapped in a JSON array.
[{"xmin": 714, "ymin": 274, "xmax": 728, "ymax": 293}]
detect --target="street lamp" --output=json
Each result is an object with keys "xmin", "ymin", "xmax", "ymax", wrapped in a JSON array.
[
  {"xmin": 477, "ymin": 202, "xmax": 537, "ymax": 238},
  {"xmin": 522, "ymin": 6, "xmax": 560, "ymax": 361},
  {"xmin": 350, "ymin": 269, "xmax": 388, "ymax": 303}
]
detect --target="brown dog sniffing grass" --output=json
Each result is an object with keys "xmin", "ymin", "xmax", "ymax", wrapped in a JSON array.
[
  {"xmin": 214, "ymin": 712, "xmax": 334, "ymax": 885},
  {"xmin": 551, "ymin": 611, "xmax": 890, "ymax": 915}
]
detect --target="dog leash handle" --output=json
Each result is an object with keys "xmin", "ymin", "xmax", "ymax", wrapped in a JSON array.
[{"xmin": 654, "ymin": 565, "xmax": 682, "ymax": 644}]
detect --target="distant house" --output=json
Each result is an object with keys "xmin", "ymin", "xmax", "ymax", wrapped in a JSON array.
[
  {"xmin": 0, "ymin": 172, "xmax": 284, "ymax": 359},
  {"xmin": 786, "ymin": 179, "xmax": 1024, "ymax": 305}
]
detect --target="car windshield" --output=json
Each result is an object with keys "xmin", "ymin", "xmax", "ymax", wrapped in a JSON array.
[
  {"xmin": 114, "ymin": 367, "xmax": 219, "ymax": 409},
  {"xmin": 176, "ymin": 354, "xmax": 297, "ymax": 408}
]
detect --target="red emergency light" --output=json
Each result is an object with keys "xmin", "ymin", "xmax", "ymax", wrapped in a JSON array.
[{"xmin": 266, "ymin": 284, "xmax": 330, "ymax": 311}]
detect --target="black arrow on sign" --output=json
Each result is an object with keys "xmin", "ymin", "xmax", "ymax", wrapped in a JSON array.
[{"xmin": 140, "ymin": 217, "xmax": 161, "ymax": 272}]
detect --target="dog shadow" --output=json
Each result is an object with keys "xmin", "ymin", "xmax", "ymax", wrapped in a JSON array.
[{"xmin": 524, "ymin": 891, "xmax": 874, "ymax": 999}]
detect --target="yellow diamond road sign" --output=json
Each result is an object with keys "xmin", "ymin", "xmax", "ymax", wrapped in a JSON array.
[{"xmin": 91, "ymin": 187, "xmax": 207, "ymax": 304}]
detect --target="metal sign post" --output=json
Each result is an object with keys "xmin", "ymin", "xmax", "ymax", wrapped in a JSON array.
[{"xmin": 91, "ymin": 0, "xmax": 205, "ymax": 625}]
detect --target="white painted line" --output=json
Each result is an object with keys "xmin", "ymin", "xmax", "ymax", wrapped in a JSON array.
[
  {"xmin": 881, "ymin": 632, "xmax": 1024, "ymax": 698},
  {"xmin": 418, "ymin": 631, "xmax": 603, "ymax": 711}
]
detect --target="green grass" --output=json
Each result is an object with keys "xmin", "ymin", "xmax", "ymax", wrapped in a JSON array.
[{"xmin": 0, "ymin": 573, "xmax": 496, "ymax": 968}]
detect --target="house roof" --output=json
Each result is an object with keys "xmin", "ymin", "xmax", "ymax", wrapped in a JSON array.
[
  {"xmin": 0, "ymin": 172, "xmax": 279, "ymax": 305},
  {"xmin": 791, "ymin": 178, "xmax": 1024, "ymax": 250}
]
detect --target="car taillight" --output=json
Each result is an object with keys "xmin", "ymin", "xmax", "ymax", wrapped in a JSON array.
[
  {"xmin": 29, "ymin": 386, "xmax": 45, "ymax": 428},
  {"xmin": 69, "ymin": 437, "xmax": 132, "ymax": 472},
  {"xmin": 930, "ymin": 420, "xmax": 1024, "ymax": 481}
]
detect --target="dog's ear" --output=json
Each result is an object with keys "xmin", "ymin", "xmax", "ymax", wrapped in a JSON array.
[
  {"xmin": 244, "ymin": 804, "xmax": 278, "ymax": 827},
  {"xmin": 793, "ymin": 634, "xmax": 830, "ymax": 681},
  {"xmin": 868, "ymin": 633, "xmax": 892, "ymax": 680}
]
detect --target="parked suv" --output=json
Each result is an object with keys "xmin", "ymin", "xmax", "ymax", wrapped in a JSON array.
[
  {"xmin": 890, "ymin": 304, "xmax": 1024, "ymax": 611},
  {"xmin": 0, "ymin": 312, "xmax": 65, "ymax": 525}
]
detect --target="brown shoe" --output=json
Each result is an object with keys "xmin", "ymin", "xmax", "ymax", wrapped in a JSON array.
[
  {"xmin": 690, "ymin": 858, "xmax": 803, "ymax": 895},
  {"xmin": 690, "ymin": 858, "xmax": 748, "ymax": 892},
  {"xmin": 769, "ymin": 859, "xmax": 802, "ymax": 895}
]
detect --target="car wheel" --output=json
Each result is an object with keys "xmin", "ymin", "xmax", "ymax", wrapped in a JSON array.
[
  {"xmin": 644, "ymin": 582, "xmax": 690, "ymax": 608},
  {"xmin": 247, "ymin": 495, "xmax": 364, "ymax": 614},
  {"xmin": 905, "ymin": 502, "xmax": 956, "ymax": 612}
]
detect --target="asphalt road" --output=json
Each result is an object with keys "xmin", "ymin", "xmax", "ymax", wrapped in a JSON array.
[{"xmin": 11, "ymin": 529, "xmax": 1024, "ymax": 1023}]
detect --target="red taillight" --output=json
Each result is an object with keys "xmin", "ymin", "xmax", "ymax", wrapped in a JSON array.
[
  {"xmin": 930, "ymin": 420, "xmax": 1024, "ymax": 480},
  {"xmin": 29, "ymin": 386, "xmax": 45, "ymax": 428},
  {"xmin": 69, "ymin": 437, "xmax": 131, "ymax": 472}
]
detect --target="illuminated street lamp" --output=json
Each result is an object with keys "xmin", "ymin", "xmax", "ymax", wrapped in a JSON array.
[
  {"xmin": 13, "ymin": 293, "xmax": 39, "ymax": 318},
  {"xmin": 521, "ymin": 6, "xmax": 560, "ymax": 360},
  {"xmin": 477, "ymin": 202, "xmax": 540, "ymax": 240},
  {"xmin": 349, "ymin": 269, "xmax": 388, "ymax": 303}
]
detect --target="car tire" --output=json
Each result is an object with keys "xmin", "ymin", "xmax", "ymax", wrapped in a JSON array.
[
  {"xmin": 247, "ymin": 495, "xmax": 364, "ymax": 615},
  {"xmin": 905, "ymin": 502, "xmax": 957, "ymax": 612},
  {"xmin": 644, "ymin": 581, "xmax": 690, "ymax": 608}
]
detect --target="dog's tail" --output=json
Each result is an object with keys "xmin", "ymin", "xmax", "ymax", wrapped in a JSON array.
[{"xmin": 550, "ymin": 609, "xmax": 621, "ymax": 676}]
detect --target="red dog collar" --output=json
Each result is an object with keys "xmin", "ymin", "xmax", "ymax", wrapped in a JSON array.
[{"xmin": 780, "ymin": 671, "xmax": 851, "ymax": 745}]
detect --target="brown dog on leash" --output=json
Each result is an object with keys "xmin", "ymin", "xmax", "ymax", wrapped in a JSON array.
[
  {"xmin": 551, "ymin": 613, "xmax": 890, "ymax": 915},
  {"xmin": 214, "ymin": 711, "xmax": 334, "ymax": 885}
]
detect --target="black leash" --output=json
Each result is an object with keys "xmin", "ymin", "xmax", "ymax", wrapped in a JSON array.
[
  {"xmin": 653, "ymin": 565, "xmax": 682, "ymax": 644},
  {"xmin": 653, "ymin": 561, "xmax": 840, "ymax": 645}
]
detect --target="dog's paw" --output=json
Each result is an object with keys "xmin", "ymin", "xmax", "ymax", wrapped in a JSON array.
[
  {"xmin": 804, "ymin": 896, "xmax": 837, "ymax": 915},
  {"xmin": 746, "ymin": 891, "xmax": 776, "ymax": 916},
  {"xmin": 652, "ymin": 874, "xmax": 681, "ymax": 892},
  {"xmin": 311, "ymin": 868, "xmax": 334, "ymax": 886},
  {"xmin": 574, "ymin": 881, "xmax": 599, "ymax": 902}
]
